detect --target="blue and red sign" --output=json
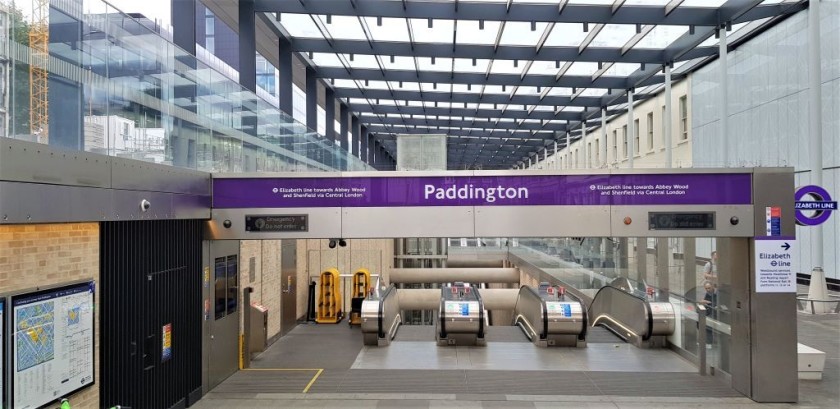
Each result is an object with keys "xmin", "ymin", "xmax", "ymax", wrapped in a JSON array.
[
  {"xmin": 213, "ymin": 173, "xmax": 753, "ymax": 209},
  {"xmin": 795, "ymin": 185, "xmax": 836, "ymax": 226}
]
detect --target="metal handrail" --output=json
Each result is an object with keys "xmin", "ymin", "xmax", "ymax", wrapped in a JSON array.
[
  {"xmin": 512, "ymin": 285, "xmax": 547, "ymax": 341},
  {"xmin": 588, "ymin": 285, "xmax": 653, "ymax": 342},
  {"xmin": 377, "ymin": 284, "xmax": 400, "ymax": 340}
]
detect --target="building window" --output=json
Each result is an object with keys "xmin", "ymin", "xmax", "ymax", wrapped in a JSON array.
[
  {"xmin": 633, "ymin": 119, "xmax": 640, "ymax": 156},
  {"xmin": 647, "ymin": 112, "xmax": 654, "ymax": 151},
  {"xmin": 622, "ymin": 125, "xmax": 628, "ymax": 158},
  {"xmin": 612, "ymin": 130, "xmax": 618, "ymax": 162},
  {"xmin": 595, "ymin": 139, "xmax": 600, "ymax": 165},
  {"xmin": 679, "ymin": 95, "xmax": 688, "ymax": 140}
]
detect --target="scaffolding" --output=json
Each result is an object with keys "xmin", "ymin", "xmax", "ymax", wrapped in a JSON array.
[{"xmin": 29, "ymin": 0, "xmax": 48, "ymax": 143}]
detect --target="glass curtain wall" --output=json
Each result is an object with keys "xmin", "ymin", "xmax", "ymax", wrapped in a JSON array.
[{"xmin": 0, "ymin": 0, "xmax": 370, "ymax": 172}]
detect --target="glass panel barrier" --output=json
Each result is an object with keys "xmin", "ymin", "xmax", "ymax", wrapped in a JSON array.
[
  {"xmin": 456, "ymin": 236, "xmax": 730, "ymax": 373},
  {"xmin": 0, "ymin": 0, "xmax": 371, "ymax": 172}
]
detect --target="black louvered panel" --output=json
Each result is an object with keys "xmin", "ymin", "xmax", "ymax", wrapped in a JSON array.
[{"xmin": 101, "ymin": 220, "xmax": 202, "ymax": 409}]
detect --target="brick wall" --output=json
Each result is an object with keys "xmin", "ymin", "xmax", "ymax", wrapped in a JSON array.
[
  {"xmin": 238, "ymin": 240, "xmax": 284, "ymax": 339},
  {"xmin": 0, "ymin": 223, "xmax": 100, "ymax": 408}
]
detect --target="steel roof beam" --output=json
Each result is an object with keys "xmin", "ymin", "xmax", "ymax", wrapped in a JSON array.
[
  {"xmin": 258, "ymin": 0, "xmax": 743, "ymax": 26},
  {"xmin": 317, "ymin": 67, "xmax": 630, "ymax": 88},
  {"xmin": 333, "ymin": 86, "xmax": 657, "ymax": 107},
  {"xmin": 361, "ymin": 116, "xmax": 568, "ymax": 131},
  {"xmin": 290, "ymin": 38, "xmax": 716, "ymax": 64},
  {"xmin": 348, "ymin": 103, "xmax": 623, "ymax": 121},
  {"xmin": 366, "ymin": 125, "xmax": 557, "ymax": 138}
]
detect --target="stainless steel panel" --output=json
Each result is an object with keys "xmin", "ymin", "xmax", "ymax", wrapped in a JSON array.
[
  {"xmin": 0, "ymin": 138, "xmax": 111, "ymax": 187},
  {"xmin": 728, "ymin": 237, "xmax": 752, "ymax": 396},
  {"xmin": 111, "ymin": 156, "xmax": 211, "ymax": 195},
  {"xmin": 342, "ymin": 206, "xmax": 474, "ymax": 238},
  {"xmin": 611, "ymin": 205, "xmax": 754, "ymax": 237},
  {"xmin": 475, "ymin": 205, "xmax": 611, "ymax": 237},
  {"xmin": 748, "ymin": 169, "xmax": 797, "ymax": 402},
  {"xmin": 648, "ymin": 302, "xmax": 676, "ymax": 335},
  {"xmin": 173, "ymin": 193, "xmax": 212, "ymax": 220},
  {"xmin": 0, "ymin": 182, "xmax": 71, "ymax": 222},
  {"xmin": 207, "ymin": 240, "xmax": 240, "ymax": 390},
  {"xmin": 112, "ymin": 190, "xmax": 173, "ymax": 221},
  {"xmin": 207, "ymin": 208, "xmax": 342, "ymax": 239}
]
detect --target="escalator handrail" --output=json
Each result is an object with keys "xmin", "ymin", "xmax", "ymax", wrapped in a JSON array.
[
  {"xmin": 513, "ymin": 285, "xmax": 548, "ymax": 340},
  {"xmin": 378, "ymin": 284, "xmax": 398, "ymax": 339},
  {"xmin": 588, "ymin": 284, "xmax": 654, "ymax": 341},
  {"xmin": 474, "ymin": 286, "xmax": 486, "ymax": 339}
]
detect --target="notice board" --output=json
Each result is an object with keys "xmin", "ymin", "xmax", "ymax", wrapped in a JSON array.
[{"xmin": 11, "ymin": 282, "xmax": 95, "ymax": 409}]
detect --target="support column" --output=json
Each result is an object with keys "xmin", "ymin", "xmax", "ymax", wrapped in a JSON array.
[
  {"xmin": 238, "ymin": 0, "xmax": 256, "ymax": 93},
  {"xmin": 278, "ymin": 37, "xmax": 293, "ymax": 116},
  {"xmin": 627, "ymin": 89, "xmax": 635, "ymax": 168},
  {"xmin": 367, "ymin": 133, "xmax": 375, "ymax": 164},
  {"xmin": 664, "ymin": 64, "xmax": 673, "ymax": 168},
  {"xmin": 601, "ymin": 108, "xmax": 607, "ymax": 167},
  {"xmin": 619, "ymin": 238, "xmax": 629, "ymax": 275},
  {"xmin": 565, "ymin": 132, "xmax": 571, "ymax": 169},
  {"xmin": 351, "ymin": 116, "xmax": 360, "ymax": 157},
  {"xmin": 172, "ymin": 0, "xmax": 196, "ymax": 56},
  {"xmin": 553, "ymin": 141, "xmax": 558, "ymax": 169},
  {"xmin": 719, "ymin": 26, "xmax": 729, "ymax": 167},
  {"xmin": 339, "ymin": 103, "xmax": 349, "ymax": 152},
  {"xmin": 324, "ymin": 88, "xmax": 336, "ymax": 142},
  {"xmin": 656, "ymin": 238, "xmax": 669, "ymax": 297},
  {"xmin": 361, "ymin": 127, "xmax": 369, "ymax": 164},
  {"xmin": 808, "ymin": 0, "xmax": 825, "ymax": 283},
  {"xmin": 636, "ymin": 238, "xmax": 648, "ymax": 283},
  {"xmin": 305, "ymin": 67, "xmax": 317, "ymax": 132},
  {"xmin": 582, "ymin": 121, "xmax": 589, "ymax": 169},
  {"xmin": 683, "ymin": 238, "xmax": 697, "ymax": 298}
]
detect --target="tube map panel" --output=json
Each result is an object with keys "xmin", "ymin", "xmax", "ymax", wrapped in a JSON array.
[{"xmin": 12, "ymin": 282, "xmax": 95, "ymax": 409}]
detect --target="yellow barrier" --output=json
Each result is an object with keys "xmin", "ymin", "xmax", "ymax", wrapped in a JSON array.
[
  {"xmin": 349, "ymin": 268, "xmax": 372, "ymax": 326},
  {"xmin": 316, "ymin": 268, "xmax": 342, "ymax": 323}
]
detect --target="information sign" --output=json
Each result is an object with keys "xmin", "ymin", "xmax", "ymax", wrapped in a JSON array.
[
  {"xmin": 245, "ymin": 215, "xmax": 308, "ymax": 232},
  {"xmin": 648, "ymin": 212, "xmax": 715, "ymax": 230},
  {"xmin": 755, "ymin": 237, "xmax": 797, "ymax": 293},
  {"xmin": 214, "ymin": 173, "xmax": 753, "ymax": 209},
  {"xmin": 162, "ymin": 324, "xmax": 172, "ymax": 363},
  {"xmin": 12, "ymin": 282, "xmax": 95, "ymax": 409}
]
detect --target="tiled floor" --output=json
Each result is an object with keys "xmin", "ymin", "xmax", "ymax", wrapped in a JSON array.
[{"xmin": 195, "ymin": 288, "xmax": 840, "ymax": 408}]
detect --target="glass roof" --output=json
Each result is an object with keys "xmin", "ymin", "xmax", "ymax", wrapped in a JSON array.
[{"xmin": 265, "ymin": 0, "xmax": 806, "ymax": 168}]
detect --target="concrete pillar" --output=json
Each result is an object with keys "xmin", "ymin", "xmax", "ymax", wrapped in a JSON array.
[
  {"xmin": 339, "ymin": 104, "xmax": 349, "ymax": 152},
  {"xmin": 325, "ymin": 88, "xmax": 336, "ymax": 143},
  {"xmin": 351, "ymin": 116, "xmax": 361, "ymax": 158},
  {"xmin": 664, "ymin": 64, "xmax": 673, "ymax": 168},
  {"xmin": 719, "ymin": 26, "xmax": 729, "ymax": 167},
  {"xmin": 627, "ymin": 89, "xmax": 635, "ymax": 168}
]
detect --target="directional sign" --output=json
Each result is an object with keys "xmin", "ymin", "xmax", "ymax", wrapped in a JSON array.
[{"xmin": 755, "ymin": 237, "xmax": 797, "ymax": 293}]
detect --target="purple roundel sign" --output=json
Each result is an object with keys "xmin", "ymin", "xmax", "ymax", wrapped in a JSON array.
[{"xmin": 795, "ymin": 185, "xmax": 836, "ymax": 226}]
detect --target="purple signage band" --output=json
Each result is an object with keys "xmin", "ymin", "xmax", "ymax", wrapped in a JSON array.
[{"xmin": 213, "ymin": 173, "xmax": 753, "ymax": 209}]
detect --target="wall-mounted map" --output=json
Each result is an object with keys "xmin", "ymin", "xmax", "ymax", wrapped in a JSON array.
[{"xmin": 12, "ymin": 282, "xmax": 95, "ymax": 409}]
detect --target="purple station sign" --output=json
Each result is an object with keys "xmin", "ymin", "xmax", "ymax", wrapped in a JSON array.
[{"xmin": 213, "ymin": 173, "xmax": 752, "ymax": 209}]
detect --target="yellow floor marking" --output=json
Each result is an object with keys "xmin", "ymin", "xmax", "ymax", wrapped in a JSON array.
[
  {"xmin": 302, "ymin": 369, "xmax": 323, "ymax": 394},
  {"xmin": 240, "ymin": 368, "xmax": 324, "ymax": 393}
]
